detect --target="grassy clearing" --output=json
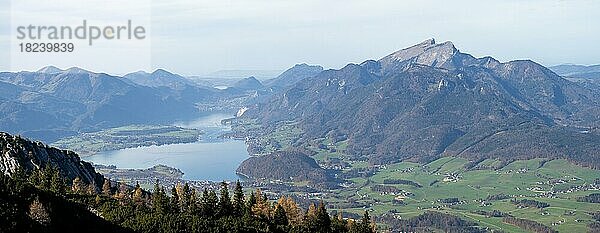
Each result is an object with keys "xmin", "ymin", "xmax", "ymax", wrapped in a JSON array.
[{"xmin": 52, "ymin": 125, "xmax": 202, "ymax": 155}]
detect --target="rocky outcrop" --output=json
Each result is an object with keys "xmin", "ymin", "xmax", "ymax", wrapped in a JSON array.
[{"xmin": 0, "ymin": 132, "xmax": 103, "ymax": 186}]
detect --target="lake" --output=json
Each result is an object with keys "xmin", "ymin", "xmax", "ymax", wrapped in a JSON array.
[{"xmin": 85, "ymin": 113, "xmax": 249, "ymax": 181}]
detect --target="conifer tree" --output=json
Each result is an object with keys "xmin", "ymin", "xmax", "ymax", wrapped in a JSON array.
[
  {"xmin": 349, "ymin": 210, "xmax": 374, "ymax": 233},
  {"xmin": 170, "ymin": 186, "xmax": 180, "ymax": 213},
  {"xmin": 86, "ymin": 182, "xmax": 97, "ymax": 195},
  {"xmin": 246, "ymin": 191, "xmax": 256, "ymax": 215},
  {"xmin": 181, "ymin": 183, "xmax": 191, "ymax": 212},
  {"xmin": 217, "ymin": 181, "xmax": 232, "ymax": 217},
  {"xmin": 201, "ymin": 188, "xmax": 218, "ymax": 217},
  {"xmin": 232, "ymin": 180, "xmax": 244, "ymax": 216},
  {"xmin": 49, "ymin": 166, "xmax": 65, "ymax": 195},
  {"xmin": 316, "ymin": 201, "xmax": 332, "ymax": 232},
  {"xmin": 116, "ymin": 183, "xmax": 131, "ymax": 203},
  {"xmin": 152, "ymin": 181, "xmax": 168, "ymax": 214},
  {"xmin": 360, "ymin": 210, "xmax": 371, "ymax": 232},
  {"xmin": 189, "ymin": 188, "xmax": 198, "ymax": 214},
  {"xmin": 331, "ymin": 212, "xmax": 348, "ymax": 233},
  {"xmin": 273, "ymin": 204, "xmax": 289, "ymax": 227}
]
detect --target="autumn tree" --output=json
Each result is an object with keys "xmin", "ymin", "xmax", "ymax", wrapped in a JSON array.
[
  {"xmin": 133, "ymin": 182, "xmax": 143, "ymax": 204},
  {"xmin": 102, "ymin": 178, "xmax": 112, "ymax": 196},
  {"xmin": 277, "ymin": 196, "xmax": 303, "ymax": 226},
  {"xmin": 71, "ymin": 177, "xmax": 84, "ymax": 194},
  {"xmin": 252, "ymin": 189, "xmax": 272, "ymax": 219}
]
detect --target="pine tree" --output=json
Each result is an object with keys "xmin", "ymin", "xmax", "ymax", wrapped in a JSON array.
[
  {"xmin": 273, "ymin": 204, "xmax": 289, "ymax": 227},
  {"xmin": 232, "ymin": 180, "xmax": 244, "ymax": 216},
  {"xmin": 304, "ymin": 202, "xmax": 332, "ymax": 233},
  {"xmin": 95, "ymin": 195, "xmax": 102, "ymax": 205},
  {"xmin": 170, "ymin": 186, "xmax": 180, "ymax": 213},
  {"xmin": 349, "ymin": 210, "xmax": 374, "ymax": 233},
  {"xmin": 116, "ymin": 183, "xmax": 131, "ymax": 204},
  {"xmin": 246, "ymin": 191, "xmax": 256, "ymax": 215},
  {"xmin": 316, "ymin": 201, "xmax": 331, "ymax": 232},
  {"xmin": 152, "ymin": 181, "xmax": 167, "ymax": 214},
  {"xmin": 49, "ymin": 166, "xmax": 65, "ymax": 195},
  {"xmin": 201, "ymin": 188, "xmax": 218, "ymax": 217},
  {"xmin": 86, "ymin": 182, "xmax": 97, "ymax": 195},
  {"xmin": 180, "ymin": 183, "xmax": 191, "ymax": 212},
  {"xmin": 217, "ymin": 181, "xmax": 232, "ymax": 217},
  {"xmin": 189, "ymin": 188, "xmax": 198, "ymax": 214},
  {"xmin": 28, "ymin": 196, "xmax": 50, "ymax": 226},
  {"xmin": 331, "ymin": 212, "xmax": 348, "ymax": 233},
  {"xmin": 306, "ymin": 203, "xmax": 318, "ymax": 222}
]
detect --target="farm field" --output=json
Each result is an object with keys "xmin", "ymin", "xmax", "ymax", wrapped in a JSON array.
[{"xmin": 322, "ymin": 157, "xmax": 600, "ymax": 232}]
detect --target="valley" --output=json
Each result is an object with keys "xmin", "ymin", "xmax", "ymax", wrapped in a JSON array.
[{"xmin": 228, "ymin": 117, "xmax": 600, "ymax": 232}]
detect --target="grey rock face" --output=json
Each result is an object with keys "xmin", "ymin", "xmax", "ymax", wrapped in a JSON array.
[{"xmin": 0, "ymin": 132, "xmax": 103, "ymax": 185}]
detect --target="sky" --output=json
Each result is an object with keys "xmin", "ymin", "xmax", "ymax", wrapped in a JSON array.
[{"xmin": 1, "ymin": 0, "xmax": 599, "ymax": 75}]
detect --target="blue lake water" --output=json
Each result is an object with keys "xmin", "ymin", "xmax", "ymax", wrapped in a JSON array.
[{"xmin": 85, "ymin": 113, "xmax": 249, "ymax": 181}]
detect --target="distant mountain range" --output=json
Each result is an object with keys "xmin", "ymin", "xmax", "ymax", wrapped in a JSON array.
[
  {"xmin": 0, "ymin": 67, "xmax": 222, "ymax": 142},
  {"xmin": 549, "ymin": 64, "xmax": 600, "ymax": 77},
  {"xmin": 549, "ymin": 64, "xmax": 600, "ymax": 86},
  {"xmin": 0, "ymin": 63, "xmax": 329, "ymax": 143},
  {"xmin": 242, "ymin": 39, "xmax": 600, "ymax": 167}
]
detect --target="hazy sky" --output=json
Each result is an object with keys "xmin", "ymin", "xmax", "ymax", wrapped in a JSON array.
[{"xmin": 1, "ymin": 0, "xmax": 599, "ymax": 75}]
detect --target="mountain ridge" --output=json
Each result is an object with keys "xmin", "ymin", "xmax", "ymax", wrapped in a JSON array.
[
  {"xmin": 241, "ymin": 39, "xmax": 600, "ymax": 167},
  {"xmin": 0, "ymin": 68, "xmax": 220, "ymax": 142}
]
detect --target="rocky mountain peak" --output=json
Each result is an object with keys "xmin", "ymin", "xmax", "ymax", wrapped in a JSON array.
[
  {"xmin": 151, "ymin": 69, "xmax": 176, "ymax": 77},
  {"xmin": 265, "ymin": 63, "xmax": 324, "ymax": 88},
  {"xmin": 379, "ymin": 38, "xmax": 461, "ymax": 70},
  {"xmin": 65, "ymin": 67, "xmax": 93, "ymax": 74},
  {"xmin": 37, "ymin": 66, "xmax": 64, "ymax": 74},
  {"xmin": 420, "ymin": 38, "xmax": 436, "ymax": 46},
  {"xmin": 233, "ymin": 76, "xmax": 264, "ymax": 90}
]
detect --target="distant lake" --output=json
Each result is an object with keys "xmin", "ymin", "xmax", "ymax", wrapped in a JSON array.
[{"xmin": 85, "ymin": 113, "xmax": 249, "ymax": 181}]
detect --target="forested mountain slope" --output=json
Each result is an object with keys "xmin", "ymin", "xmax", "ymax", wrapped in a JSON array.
[{"xmin": 243, "ymin": 39, "xmax": 600, "ymax": 167}]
